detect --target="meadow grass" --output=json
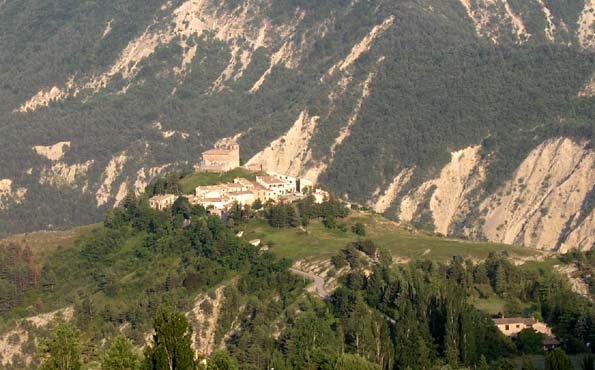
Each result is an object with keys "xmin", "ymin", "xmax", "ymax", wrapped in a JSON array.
[{"xmin": 242, "ymin": 212, "xmax": 545, "ymax": 263}]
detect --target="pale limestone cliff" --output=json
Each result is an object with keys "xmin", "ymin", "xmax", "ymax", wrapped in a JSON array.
[
  {"xmin": 32, "ymin": 142, "xmax": 71, "ymax": 161},
  {"xmin": 481, "ymin": 138, "xmax": 595, "ymax": 250},
  {"xmin": 18, "ymin": 0, "xmax": 310, "ymax": 111},
  {"xmin": 399, "ymin": 146, "xmax": 484, "ymax": 235},
  {"xmin": 578, "ymin": 0, "xmax": 595, "ymax": 49},
  {"xmin": 371, "ymin": 168, "xmax": 414, "ymax": 214},
  {"xmin": 458, "ymin": 0, "xmax": 530, "ymax": 44},
  {"xmin": 96, "ymin": 153, "xmax": 128, "ymax": 206},
  {"xmin": 536, "ymin": 0, "xmax": 556, "ymax": 42},
  {"xmin": 39, "ymin": 160, "xmax": 94, "ymax": 188},
  {"xmin": 133, "ymin": 165, "xmax": 172, "ymax": 195},
  {"xmin": 391, "ymin": 139, "xmax": 595, "ymax": 251},
  {"xmin": 245, "ymin": 110, "xmax": 319, "ymax": 180},
  {"xmin": 152, "ymin": 122, "xmax": 189, "ymax": 139},
  {"xmin": 325, "ymin": 16, "xmax": 394, "ymax": 79},
  {"xmin": 0, "ymin": 179, "xmax": 27, "ymax": 210},
  {"xmin": 0, "ymin": 307, "xmax": 73, "ymax": 367},
  {"xmin": 560, "ymin": 209, "xmax": 595, "ymax": 252},
  {"xmin": 188, "ymin": 285, "xmax": 226, "ymax": 355}
]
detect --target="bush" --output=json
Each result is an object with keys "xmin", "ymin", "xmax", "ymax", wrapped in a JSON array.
[
  {"xmin": 516, "ymin": 328, "xmax": 544, "ymax": 354},
  {"xmin": 352, "ymin": 223, "xmax": 366, "ymax": 236}
]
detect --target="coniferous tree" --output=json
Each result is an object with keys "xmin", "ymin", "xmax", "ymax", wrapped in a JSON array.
[
  {"xmin": 545, "ymin": 349, "xmax": 574, "ymax": 370},
  {"xmin": 479, "ymin": 355, "xmax": 489, "ymax": 370},
  {"xmin": 142, "ymin": 306, "xmax": 196, "ymax": 370},
  {"xmin": 287, "ymin": 204, "xmax": 301, "ymax": 227},
  {"xmin": 495, "ymin": 264, "xmax": 507, "ymax": 295}
]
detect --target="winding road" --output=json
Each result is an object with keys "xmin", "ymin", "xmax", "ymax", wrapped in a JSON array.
[{"xmin": 289, "ymin": 268, "xmax": 330, "ymax": 300}]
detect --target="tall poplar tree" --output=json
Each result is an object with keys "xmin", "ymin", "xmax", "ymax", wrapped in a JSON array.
[{"xmin": 142, "ymin": 306, "xmax": 196, "ymax": 370}]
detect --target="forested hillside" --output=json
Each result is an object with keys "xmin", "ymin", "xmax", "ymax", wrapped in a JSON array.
[
  {"xmin": 0, "ymin": 191, "xmax": 593, "ymax": 369},
  {"xmin": 1, "ymin": 0, "xmax": 595, "ymax": 252}
]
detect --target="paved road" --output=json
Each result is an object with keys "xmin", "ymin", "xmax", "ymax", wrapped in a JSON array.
[{"xmin": 289, "ymin": 268, "xmax": 330, "ymax": 300}]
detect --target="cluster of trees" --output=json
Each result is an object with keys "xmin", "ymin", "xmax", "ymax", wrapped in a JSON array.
[
  {"xmin": 37, "ymin": 307, "xmax": 240, "ymax": 370},
  {"xmin": 2, "ymin": 180, "xmax": 594, "ymax": 369},
  {"xmin": 0, "ymin": 242, "xmax": 40, "ymax": 313},
  {"xmin": 470, "ymin": 253, "xmax": 595, "ymax": 353},
  {"xmin": 2, "ymin": 178, "xmax": 595, "ymax": 370},
  {"xmin": 265, "ymin": 195, "xmax": 350, "ymax": 228}
]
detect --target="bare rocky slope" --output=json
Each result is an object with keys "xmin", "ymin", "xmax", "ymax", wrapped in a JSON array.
[{"xmin": 0, "ymin": 0, "xmax": 594, "ymax": 251}]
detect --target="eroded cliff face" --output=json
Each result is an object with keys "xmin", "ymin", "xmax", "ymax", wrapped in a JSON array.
[
  {"xmin": 481, "ymin": 138, "xmax": 595, "ymax": 251},
  {"xmin": 398, "ymin": 146, "xmax": 485, "ymax": 236},
  {"xmin": 459, "ymin": 0, "xmax": 531, "ymax": 44},
  {"xmin": 391, "ymin": 138, "xmax": 595, "ymax": 251},
  {"xmin": 245, "ymin": 110, "xmax": 319, "ymax": 180},
  {"xmin": 16, "ymin": 0, "xmax": 308, "ymax": 112},
  {"xmin": 0, "ymin": 179, "xmax": 27, "ymax": 210}
]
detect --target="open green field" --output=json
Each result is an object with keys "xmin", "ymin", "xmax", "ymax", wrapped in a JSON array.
[
  {"xmin": 179, "ymin": 168, "xmax": 260, "ymax": 194},
  {"xmin": 242, "ymin": 212, "xmax": 545, "ymax": 263}
]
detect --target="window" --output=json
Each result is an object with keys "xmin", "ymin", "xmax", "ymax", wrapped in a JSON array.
[
  {"xmin": 505, "ymin": 325, "xmax": 510, "ymax": 330},
  {"xmin": 516, "ymin": 325, "xmax": 520, "ymax": 328}
]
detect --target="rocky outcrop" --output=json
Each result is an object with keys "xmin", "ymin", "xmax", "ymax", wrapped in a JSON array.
[
  {"xmin": 39, "ymin": 160, "xmax": 94, "ymax": 189},
  {"xmin": 245, "ymin": 110, "xmax": 319, "ymax": 180},
  {"xmin": 578, "ymin": 0, "xmax": 595, "ymax": 49},
  {"xmin": 188, "ymin": 286, "xmax": 226, "ymax": 355},
  {"xmin": 324, "ymin": 17, "xmax": 394, "ymax": 79},
  {"xmin": 536, "ymin": 0, "xmax": 556, "ymax": 42},
  {"xmin": 96, "ymin": 152, "xmax": 128, "ymax": 206},
  {"xmin": 481, "ymin": 138, "xmax": 595, "ymax": 251},
  {"xmin": 32, "ymin": 142, "xmax": 71, "ymax": 161},
  {"xmin": 458, "ymin": 0, "xmax": 530, "ymax": 44},
  {"xmin": 371, "ymin": 168, "xmax": 414, "ymax": 214},
  {"xmin": 0, "ymin": 179, "xmax": 27, "ymax": 210},
  {"xmin": 0, "ymin": 307, "xmax": 73, "ymax": 367},
  {"xmin": 17, "ymin": 0, "xmax": 310, "ymax": 111},
  {"xmin": 393, "ymin": 139, "xmax": 595, "ymax": 251},
  {"xmin": 399, "ymin": 146, "xmax": 484, "ymax": 235}
]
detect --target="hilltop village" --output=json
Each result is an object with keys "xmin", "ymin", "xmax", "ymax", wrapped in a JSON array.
[{"xmin": 148, "ymin": 145, "xmax": 328, "ymax": 214}]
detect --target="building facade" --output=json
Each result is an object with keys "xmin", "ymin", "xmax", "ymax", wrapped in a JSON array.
[
  {"xmin": 195, "ymin": 145, "xmax": 240, "ymax": 173},
  {"xmin": 493, "ymin": 317, "xmax": 554, "ymax": 337},
  {"xmin": 148, "ymin": 194, "xmax": 177, "ymax": 210}
]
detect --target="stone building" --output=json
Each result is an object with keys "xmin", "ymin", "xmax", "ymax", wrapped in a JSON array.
[
  {"xmin": 493, "ymin": 317, "xmax": 553, "ymax": 337},
  {"xmin": 149, "ymin": 194, "xmax": 177, "ymax": 210},
  {"xmin": 195, "ymin": 145, "xmax": 240, "ymax": 173},
  {"xmin": 267, "ymin": 172, "xmax": 313, "ymax": 193},
  {"xmin": 256, "ymin": 175, "xmax": 295, "ymax": 199}
]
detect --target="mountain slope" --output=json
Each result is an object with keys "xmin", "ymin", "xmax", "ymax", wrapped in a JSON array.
[{"xmin": 0, "ymin": 0, "xmax": 594, "ymax": 251}]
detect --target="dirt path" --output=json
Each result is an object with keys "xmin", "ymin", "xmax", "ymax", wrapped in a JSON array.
[{"xmin": 289, "ymin": 268, "xmax": 329, "ymax": 299}]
